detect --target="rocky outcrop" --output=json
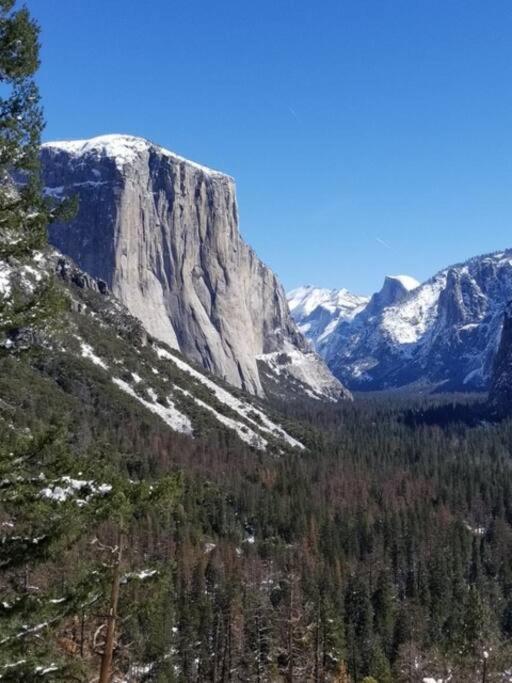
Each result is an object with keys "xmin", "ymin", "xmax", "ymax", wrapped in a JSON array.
[
  {"xmin": 489, "ymin": 302, "xmax": 512, "ymax": 414},
  {"xmin": 362, "ymin": 275, "xmax": 419, "ymax": 318},
  {"xmin": 41, "ymin": 135, "xmax": 348, "ymax": 401}
]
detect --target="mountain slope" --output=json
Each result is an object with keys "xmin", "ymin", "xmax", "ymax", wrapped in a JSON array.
[
  {"xmin": 291, "ymin": 251, "xmax": 512, "ymax": 392},
  {"xmin": 489, "ymin": 301, "xmax": 512, "ymax": 415},
  {"xmin": 41, "ymin": 134, "xmax": 348, "ymax": 402},
  {"xmin": 287, "ymin": 285, "xmax": 369, "ymax": 348},
  {"xmin": 0, "ymin": 248, "xmax": 308, "ymax": 453}
]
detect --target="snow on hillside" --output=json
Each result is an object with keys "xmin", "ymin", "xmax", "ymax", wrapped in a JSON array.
[
  {"xmin": 380, "ymin": 273, "xmax": 446, "ymax": 345},
  {"xmin": 156, "ymin": 346, "xmax": 304, "ymax": 449},
  {"xmin": 287, "ymin": 285, "xmax": 369, "ymax": 347},
  {"xmin": 74, "ymin": 333, "xmax": 303, "ymax": 450},
  {"xmin": 387, "ymin": 274, "xmax": 420, "ymax": 292},
  {"xmin": 175, "ymin": 386, "xmax": 268, "ymax": 450},
  {"xmin": 312, "ymin": 250, "xmax": 512, "ymax": 391},
  {"xmin": 0, "ymin": 249, "xmax": 304, "ymax": 452},
  {"xmin": 113, "ymin": 378, "xmax": 193, "ymax": 436}
]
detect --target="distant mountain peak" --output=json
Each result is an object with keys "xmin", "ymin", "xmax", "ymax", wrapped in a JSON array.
[
  {"xmin": 287, "ymin": 285, "xmax": 369, "ymax": 349},
  {"xmin": 385, "ymin": 274, "xmax": 420, "ymax": 291},
  {"xmin": 290, "ymin": 250, "xmax": 512, "ymax": 392}
]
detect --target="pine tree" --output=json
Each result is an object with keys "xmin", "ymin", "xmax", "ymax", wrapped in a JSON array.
[
  {"xmin": 372, "ymin": 569, "xmax": 395, "ymax": 659},
  {"xmin": 345, "ymin": 573, "xmax": 373, "ymax": 679},
  {"xmin": 0, "ymin": 0, "xmax": 74, "ymax": 346},
  {"xmin": 241, "ymin": 563, "xmax": 276, "ymax": 682},
  {"xmin": 0, "ymin": 0, "xmax": 46, "ymax": 258},
  {"xmin": 368, "ymin": 640, "xmax": 392, "ymax": 683},
  {"xmin": 92, "ymin": 473, "xmax": 182, "ymax": 683},
  {"xmin": 0, "ymin": 430, "xmax": 112, "ymax": 680}
]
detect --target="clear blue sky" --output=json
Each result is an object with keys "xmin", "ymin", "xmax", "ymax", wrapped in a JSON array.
[{"xmin": 28, "ymin": 0, "xmax": 512, "ymax": 295}]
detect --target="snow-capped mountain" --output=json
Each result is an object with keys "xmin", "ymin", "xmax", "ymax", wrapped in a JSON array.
[
  {"xmin": 290, "ymin": 251, "xmax": 512, "ymax": 392},
  {"xmin": 361, "ymin": 274, "xmax": 419, "ymax": 316},
  {"xmin": 41, "ymin": 134, "xmax": 349, "ymax": 403},
  {"xmin": 287, "ymin": 285, "xmax": 369, "ymax": 348}
]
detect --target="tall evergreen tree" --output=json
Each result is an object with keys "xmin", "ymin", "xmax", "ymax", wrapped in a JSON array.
[
  {"xmin": 0, "ymin": 430, "xmax": 112, "ymax": 680},
  {"xmin": 0, "ymin": 0, "xmax": 46, "ymax": 258},
  {"xmin": 0, "ymin": 0, "xmax": 75, "ymax": 346}
]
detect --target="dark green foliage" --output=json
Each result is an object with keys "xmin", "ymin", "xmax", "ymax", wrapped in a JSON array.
[
  {"xmin": 5, "ymin": 309, "xmax": 512, "ymax": 678},
  {"xmin": 0, "ymin": 0, "xmax": 46, "ymax": 256},
  {"xmin": 0, "ymin": 429, "xmax": 104, "ymax": 679},
  {"xmin": 0, "ymin": 0, "xmax": 75, "ymax": 349}
]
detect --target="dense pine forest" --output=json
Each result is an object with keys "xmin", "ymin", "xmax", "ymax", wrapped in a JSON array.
[
  {"xmin": 2, "ymin": 1, "xmax": 512, "ymax": 681},
  {"xmin": 5, "ymin": 376, "xmax": 512, "ymax": 681}
]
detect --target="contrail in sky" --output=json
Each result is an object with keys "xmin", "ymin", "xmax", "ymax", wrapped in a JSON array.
[{"xmin": 376, "ymin": 237, "xmax": 392, "ymax": 249}]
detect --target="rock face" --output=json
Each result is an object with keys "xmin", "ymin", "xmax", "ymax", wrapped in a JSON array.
[
  {"xmin": 362, "ymin": 275, "xmax": 419, "ymax": 317},
  {"xmin": 290, "ymin": 252, "xmax": 512, "ymax": 392},
  {"xmin": 41, "ymin": 134, "xmax": 348, "ymax": 401},
  {"xmin": 489, "ymin": 302, "xmax": 512, "ymax": 413}
]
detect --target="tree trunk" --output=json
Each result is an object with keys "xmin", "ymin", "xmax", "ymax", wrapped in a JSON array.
[
  {"xmin": 314, "ymin": 605, "xmax": 320, "ymax": 683},
  {"xmin": 98, "ymin": 533, "xmax": 124, "ymax": 683},
  {"xmin": 287, "ymin": 579, "xmax": 294, "ymax": 683},
  {"xmin": 80, "ymin": 608, "xmax": 85, "ymax": 658}
]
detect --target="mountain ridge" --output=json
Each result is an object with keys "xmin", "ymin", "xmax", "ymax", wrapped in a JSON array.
[{"xmin": 290, "ymin": 248, "xmax": 512, "ymax": 392}]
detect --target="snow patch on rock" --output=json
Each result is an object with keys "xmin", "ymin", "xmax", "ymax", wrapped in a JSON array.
[
  {"xmin": 387, "ymin": 274, "xmax": 420, "ymax": 291},
  {"xmin": 258, "ymin": 344, "xmax": 350, "ymax": 402}
]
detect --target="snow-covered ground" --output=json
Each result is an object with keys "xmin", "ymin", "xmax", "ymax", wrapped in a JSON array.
[
  {"xmin": 0, "ymin": 262, "xmax": 12, "ymax": 298},
  {"xmin": 40, "ymin": 476, "xmax": 112, "ymax": 505},
  {"xmin": 175, "ymin": 386, "xmax": 268, "ymax": 450},
  {"xmin": 80, "ymin": 341, "xmax": 109, "ymax": 369}
]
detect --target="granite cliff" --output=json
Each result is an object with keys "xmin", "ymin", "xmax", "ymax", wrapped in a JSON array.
[{"xmin": 41, "ymin": 134, "xmax": 348, "ymax": 401}]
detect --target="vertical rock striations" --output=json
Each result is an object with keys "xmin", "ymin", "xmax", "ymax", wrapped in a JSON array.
[
  {"xmin": 41, "ymin": 135, "xmax": 348, "ymax": 401},
  {"xmin": 489, "ymin": 301, "xmax": 512, "ymax": 414}
]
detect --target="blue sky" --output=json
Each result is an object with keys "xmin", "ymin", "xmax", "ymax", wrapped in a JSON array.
[{"xmin": 28, "ymin": 0, "xmax": 512, "ymax": 295}]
